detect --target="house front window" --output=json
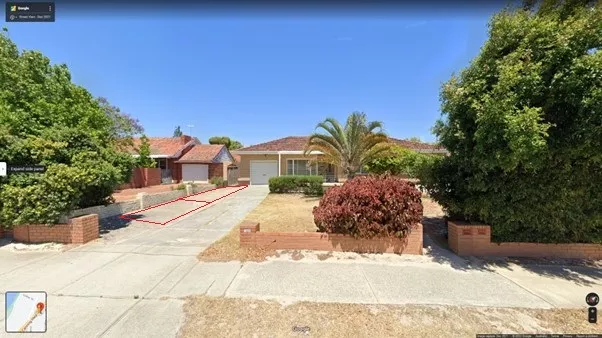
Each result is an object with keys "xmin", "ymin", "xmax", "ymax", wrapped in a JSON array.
[
  {"xmin": 286, "ymin": 159, "xmax": 313, "ymax": 175},
  {"xmin": 156, "ymin": 158, "xmax": 167, "ymax": 170}
]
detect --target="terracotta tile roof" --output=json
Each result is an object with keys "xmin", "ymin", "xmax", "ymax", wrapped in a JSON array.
[
  {"xmin": 237, "ymin": 135, "xmax": 448, "ymax": 153},
  {"xmin": 237, "ymin": 136, "xmax": 310, "ymax": 151},
  {"xmin": 128, "ymin": 135, "xmax": 195, "ymax": 157},
  {"xmin": 175, "ymin": 144, "xmax": 225, "ymax": 163}
]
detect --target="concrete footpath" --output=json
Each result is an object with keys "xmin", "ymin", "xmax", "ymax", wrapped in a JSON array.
[
  {"xmin": 0, "ymin": 185, "xmax": 600, "ymax": 337},
  {"xmin": 224, "ymin": 245, "xmax": 601, "ymax": 309}
]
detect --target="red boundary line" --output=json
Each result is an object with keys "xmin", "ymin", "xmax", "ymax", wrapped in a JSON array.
[{"xmin": 119, "ymin": 185, "xmax": 248, "ymax": 225}]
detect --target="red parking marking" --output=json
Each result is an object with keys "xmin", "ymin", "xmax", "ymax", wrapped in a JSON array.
[{"xmin": 119, "ymin": 185, "xmax": 248, "ymax": 225}]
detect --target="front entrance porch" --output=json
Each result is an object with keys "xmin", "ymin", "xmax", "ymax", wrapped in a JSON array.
[{"xmin": 156, "ymin": 158, "xmax": 173, "ymax": 183}]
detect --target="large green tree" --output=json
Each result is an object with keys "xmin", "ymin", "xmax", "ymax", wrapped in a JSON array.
[
  {"xmin": 0, "ymin": 29, "xmax": 137, "ymax": 226},
  {"xmin": 98, "ymin": 97, "xmax": 143, "ymax": 147},
  {"xmin": 420, "ymin": 0, "xmax": 602, "ymax": 243},
  {"xmin": 304, "ymin": 112, "xmax": 390, "ymax": 178},
  {"xmin": 365, "ymin": 146, "xmax": 437, "ymax": 178},
  {"xmin": 173, "ymin": 125, "xmax": 183, "ymax": 137}
]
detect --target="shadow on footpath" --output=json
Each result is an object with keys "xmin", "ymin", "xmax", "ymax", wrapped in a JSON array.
[
  {"xmin": 0, "ymin": 237, "xmax": 13, "ymax": 248},
  {"xmin": 422, "ymin": 215, "xmax": 602, "ymax": 287},
  {"xmin": 98, "ymin": 214, "xmax": 143, "ymax": 235}
]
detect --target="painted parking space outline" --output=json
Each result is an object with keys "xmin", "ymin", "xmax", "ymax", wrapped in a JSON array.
[{"xmin": 119, "ymin": 185, "xmax": 248, "ymax": 226}]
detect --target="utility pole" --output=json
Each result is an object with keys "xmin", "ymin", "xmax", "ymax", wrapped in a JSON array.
[{"xmin": 186, "ymin": 124, "xmax": 194, "ymax": 136}]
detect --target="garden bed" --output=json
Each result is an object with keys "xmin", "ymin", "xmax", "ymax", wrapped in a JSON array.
[
  {"xmin": 198, "ymin": 193, "xmax": 320, "ymax": 262},
  {"xmin": 199, "ymin": 177, "xmax": 428, "ymax": 261},
  {"xmin": 240, "ymin": 221, "xmax": 422, "ymax": 254}
]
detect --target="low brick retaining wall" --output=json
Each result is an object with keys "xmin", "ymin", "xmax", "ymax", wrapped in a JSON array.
[
  {"xmin": 448, "ymin": 221, "xmax": 602, "ymax": 259},
  {"xmin": 12, "ymin": 214, "xmax": 99, "ymax": 244},
  {"xmin": 240, "ymin": 221, "xmax": 423, "ymax": 255},
  {"xmin": 69, "ymin": 184, "xmax": 216, "ymax": 220}
]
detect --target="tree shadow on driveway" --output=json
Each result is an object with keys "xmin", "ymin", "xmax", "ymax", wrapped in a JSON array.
[
  {"xmin": 98, "ymin": 215, "xmax": 140, "ymax": 234},
  {"xmin": 422, "ymin": 215, "xmax": 602, "ymax": 287}
]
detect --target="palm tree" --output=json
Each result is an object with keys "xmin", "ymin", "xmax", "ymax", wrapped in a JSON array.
[{"xmin": 304, "ymin": 112, "xmax": 391, "ymax": 179}]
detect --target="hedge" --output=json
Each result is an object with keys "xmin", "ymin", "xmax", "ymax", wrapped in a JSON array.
[{"xmin": 268, "ymin": 175, "xmax": 324, "ymax": 196}]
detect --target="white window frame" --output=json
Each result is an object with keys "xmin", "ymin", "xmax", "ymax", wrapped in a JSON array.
[
  {"xmin": 156, "ymin": 158, "xmax": 168, "ymax": 170},
  {"xmin": 286, "ymin": 158, "xmax": 318, "ymax": 176}
]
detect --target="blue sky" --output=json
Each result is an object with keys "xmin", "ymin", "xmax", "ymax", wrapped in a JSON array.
[{"xmin": 3, "ymin": 5, "xmax": 503, "ymax": 146}]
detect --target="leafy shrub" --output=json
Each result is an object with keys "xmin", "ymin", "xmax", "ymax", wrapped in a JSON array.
[
  {"xmin": 72, "ymin": 151, "xmax": 122, "ymax": 207},
  {"xmin": 313, "ymin": 175, "xmax": 423, "ymax": 239},
  {"xmin": 0, "ymin": 164, "xmax": 87, "ymax": 226},
  {"xmin": 420, "ymin": 2, "xmax": 602, "ymax": 244},
  {"xmin": 268, "ymin": 175, "xmax": 324, "ymax": 196},
  {"xmin": 210, "ymin": 176, "xmax": 227, "ymax": 187},
  {"xmin": 268, "ymin": 176, "xmax": 297, "ymax": 193},
  {"xmin": 365, "ymin": 146, "xmax": 438, "ymax": 178}
]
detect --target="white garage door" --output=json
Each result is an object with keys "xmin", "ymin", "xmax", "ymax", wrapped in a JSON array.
[
  {"xmin": 182, "ymin": 164, "xmax": 209, "ymax": 182},
  {"xmin": 250, "ymin": 160, "xmax": 278, "ymax": 185}
]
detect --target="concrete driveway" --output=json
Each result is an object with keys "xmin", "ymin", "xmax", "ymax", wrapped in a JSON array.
[{"xmin": 0, "ymin": 185, "xmax": 269, "ymax": 338}]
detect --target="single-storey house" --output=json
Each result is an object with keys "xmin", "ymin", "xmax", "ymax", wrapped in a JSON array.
[
  {"xmin": 129, "ymin": 135, "xmax": 235, "ymax": 184},
  {"xmin": 232, "ymin": 136, "xmax": 448, "ymax": 185}
]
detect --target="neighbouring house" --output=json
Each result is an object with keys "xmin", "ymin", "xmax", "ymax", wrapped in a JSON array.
[
  {"xmin": 232, "ymin": 136, "xmax": 448, "ymax": 185},
  {"xmin": 128, "ymin": 135, "xmax": 235, "ymax": 184},
  {"xmin": 174, "ymin": 143, "xmax": 235, "ymax": 183}
]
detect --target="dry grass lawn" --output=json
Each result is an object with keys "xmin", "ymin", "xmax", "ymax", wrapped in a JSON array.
[
  {"xmin": 198, "ymin": 193, "xmax": 320, "ymax": 262},
  {"xmin": 179, "ymin": 296, "xmax": 601, "ymax": 337},
  {"xmin": 198, "ymin": 193, "xmax": 446, "ymax": 262}
]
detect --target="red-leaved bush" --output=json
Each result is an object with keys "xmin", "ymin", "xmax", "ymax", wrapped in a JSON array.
[{"xmin": 313, "ymin": 175, "xmax": 423, "ymax": 239}]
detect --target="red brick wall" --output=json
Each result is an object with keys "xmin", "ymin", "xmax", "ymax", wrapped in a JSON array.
[
  {"xmin": 240, "ymin": 221, "xmax": 423, "ymax": 255},
  {"xmin": 129, "ymin": 168, "xmax": 162, "ymax": 188},
  {"xmin": 144, "ymin": 168, "xmax": 161, "ymax": 186},
  {"xmin": 448, "ymin": 221, "xmax": 602, "ymax": 259},
  {"xmin": 209, "ymin": 163, "xmax": 224, "ymax": 179},
  {"xmin": 12, "ymin": 214, "xmax": 99, "ymax": 244},
  {"xmin": 168, "ymin": 158, "xmax": 180, "ymax": 182}
]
